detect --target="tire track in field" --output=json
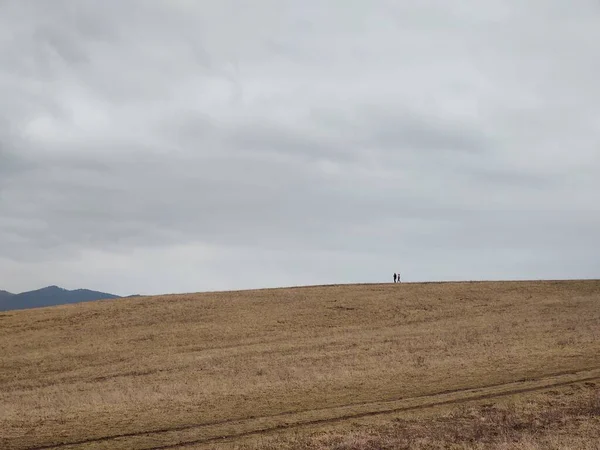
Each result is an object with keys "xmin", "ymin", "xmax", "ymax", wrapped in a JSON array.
[{"xmin": 21, "ymin": 367, "xmax": 600, "ymax": 450}]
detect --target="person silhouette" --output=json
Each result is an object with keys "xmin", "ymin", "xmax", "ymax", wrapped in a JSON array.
[{"xmin": 393, "ymin": 273, "xmax": 397, "ymax": 283}]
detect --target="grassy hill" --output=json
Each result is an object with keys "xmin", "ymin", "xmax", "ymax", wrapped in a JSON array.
[{"xmin": 1, "ymin": 280, "xmax": 599, "ymax": 449}]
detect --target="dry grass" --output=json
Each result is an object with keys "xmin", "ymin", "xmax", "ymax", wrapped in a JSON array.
[
  {"xmin": 0, "ymin": 280, "xmax": 599, "ymax": 449},
  {"xmin": 241, "ymin": 382, "xmax": 600, "ymax": 450}
]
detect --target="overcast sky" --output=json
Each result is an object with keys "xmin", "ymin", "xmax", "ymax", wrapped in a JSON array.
[{"xmin": 1, "ymin": 0, "xmax": 599, "ymax": 296}]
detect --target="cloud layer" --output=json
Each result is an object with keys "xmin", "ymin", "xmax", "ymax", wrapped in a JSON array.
[{"xmin": 1, "ymin": 0, "xmax": 599, "ymax": 295}]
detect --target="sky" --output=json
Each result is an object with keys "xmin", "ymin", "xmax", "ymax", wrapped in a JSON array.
[{"xmin": 1, "ymin": 0, "xmax": 599, "ymax": 296}]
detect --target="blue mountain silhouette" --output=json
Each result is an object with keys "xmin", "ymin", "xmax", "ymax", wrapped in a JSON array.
[{"xmin": 0, "ymin": 286, "xmax": 120, "ymax": 311}]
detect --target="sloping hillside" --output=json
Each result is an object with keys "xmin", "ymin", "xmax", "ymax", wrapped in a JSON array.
[{"xmin": 1, "ymin": 280, "xmax": 599, "ymax": 450}]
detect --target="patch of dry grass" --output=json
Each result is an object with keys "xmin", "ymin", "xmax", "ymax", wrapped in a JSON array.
[
  {"xmin": 242, "ymin": 382, "xmax": 600, "ymax": 450},
  {"xmin": 0, "ymin": 280, "xmax": 599, "ymax": 449}
]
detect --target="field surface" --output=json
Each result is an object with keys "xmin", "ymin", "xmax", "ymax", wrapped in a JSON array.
[{"xmin": 1, "ymin": 280, "xmax": 599, "ymax": 449}]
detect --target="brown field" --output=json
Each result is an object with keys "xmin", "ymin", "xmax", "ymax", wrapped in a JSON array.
[{"xmin": 1, "ymin": 280, "xmax": 599, "ymax": 449}]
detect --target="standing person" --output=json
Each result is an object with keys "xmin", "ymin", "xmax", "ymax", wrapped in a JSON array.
[
  {"xmin": 397, "ymin": 272, "xmax": 401, "ymax": 283},
  {"xmin": 393, "ymin": 273, "xmax": 397, "ymax": 283}
]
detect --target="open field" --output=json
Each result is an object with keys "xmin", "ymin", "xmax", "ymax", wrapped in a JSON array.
[
  {"xmin": 1, "ymin": 280, "xmax": 599, "ymax": 449},
  {"xmin": 236, "ymin": 380, "xmax": 600, "ymax": 449}
]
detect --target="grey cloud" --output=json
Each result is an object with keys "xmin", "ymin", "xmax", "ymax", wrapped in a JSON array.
[
  {"xmin": 0, "ymin": 150, "xmax": 21, "ymax": 181},
  {"xmin": 226, "ymin": 120, "xmax": 357, "ymax": 162},
  {"xmin": 225, "ymin": 103, "xmax": 491, "ymax": 168},
  {"xmin": 33, "ymin": 26, "xmax": 90, "ymax": 65},
  {"xmin": 0, "ymin": 133, "xmax": 36, "ymax": 193},
  {"xmin": 1, "ymin": 144, "xmax": 479, "ymax": 264},
  {"xmin": 0, "ymin": 0, "xmax": 599, "ymax": 294},
  {"xmin": 354, "ymin": 107, "xmax": 490, "ymax": 154},
  {"xmin": 463, "ymin": 166, "xmax": 560, "ymax": 189}
]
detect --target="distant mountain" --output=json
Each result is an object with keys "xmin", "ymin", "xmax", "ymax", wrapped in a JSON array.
[
  {"xmin": 0, "ymin": 290, "xmax": 15, "ymax": 301},
  {"xmin": 0, "ymin": 286, "xmax": 121, "ymax": 311}
]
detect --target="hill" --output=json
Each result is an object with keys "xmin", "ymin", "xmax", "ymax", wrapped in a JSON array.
[
  {"xmin": 0, "ymin": 285, "xmax": 120, "ymax": 311},
  {"xmin": 1, "ymin": 280, "xmax": 599, "ymax": 449},
  {"xmin": 0, "ymin": 289, "xmax": 14, "ymax": 301}
]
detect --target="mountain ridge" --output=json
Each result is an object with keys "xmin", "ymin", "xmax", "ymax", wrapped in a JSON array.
[
  {"xmin": 0, "ymin": 289, "xmax": 15, "ymax": 301},
  {"xmin": 0, "ymin": 286, "xmax": 121, "ymax": 311}
]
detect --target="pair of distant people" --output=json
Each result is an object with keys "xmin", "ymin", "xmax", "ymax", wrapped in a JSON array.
[{"xmin": 393, "ymin": 273, "xmax": 401, "ymax": 283}]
